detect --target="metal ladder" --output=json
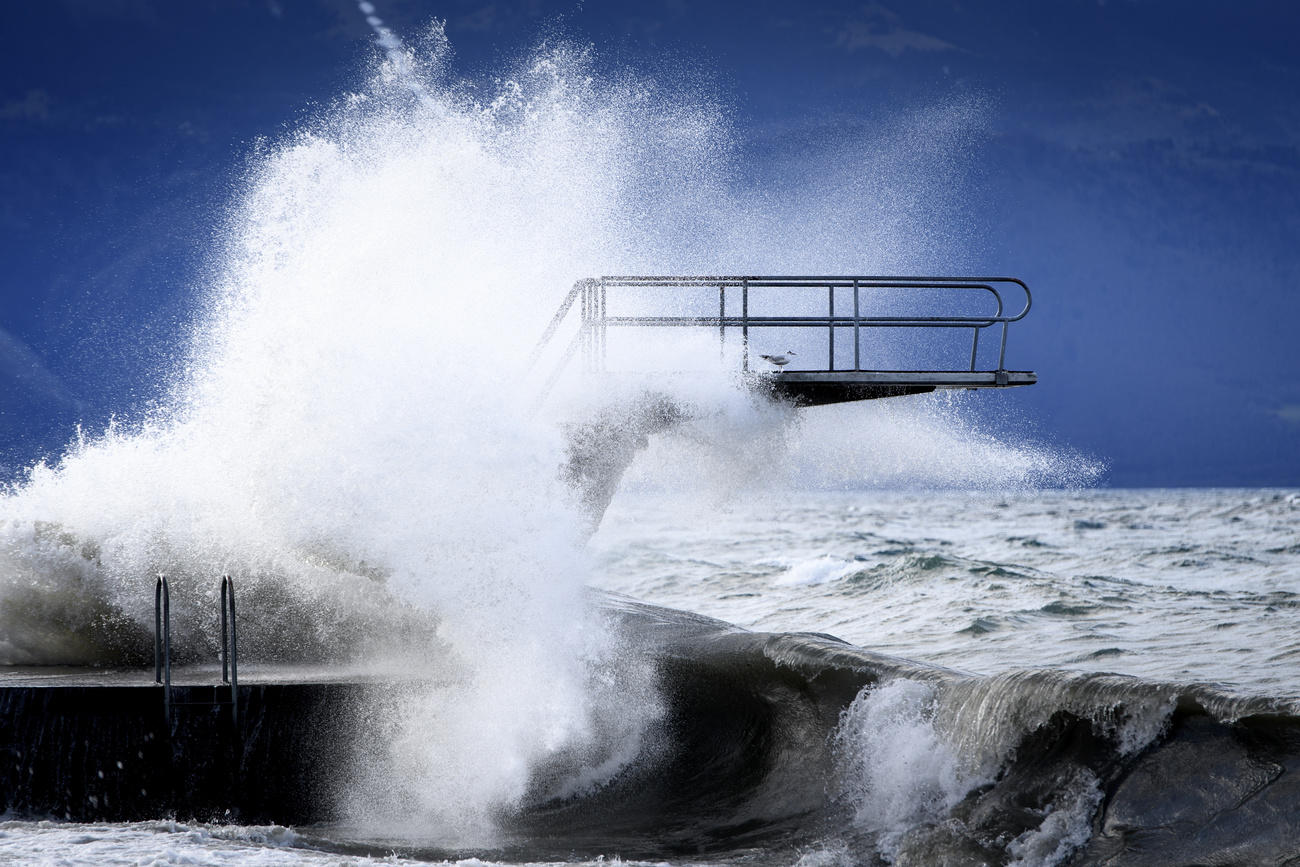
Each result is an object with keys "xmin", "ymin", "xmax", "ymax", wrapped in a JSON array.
[{"xmin": 153, "ymin": 574, "xmax": 239, "ymax": 728}]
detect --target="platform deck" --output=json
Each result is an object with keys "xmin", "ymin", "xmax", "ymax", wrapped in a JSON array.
[{"xmin": 761, "ymin": 369, "xmax": 1036, "ymax": 405}]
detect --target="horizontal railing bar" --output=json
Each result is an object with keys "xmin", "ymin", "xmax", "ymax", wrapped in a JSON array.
[
  {"xmin": 600, "ymin": 275, "xmax": 1025, "ymax": 284},
  {"xmin": 601, "ymin": 279, "xmax": 1001, "ymax": 288},
  {"xmin": 600, "ymin": 316, "xmax": 1006, "ymax": 327},
  {"xmin": 601, "ymin": 280, "xmax": 1002, "ymax": 295},
  {"xmin": 596, "ymin": 276, "xmax": 1030, "ymax": 322},
  {"xmin": 579, "ymin": 368, "xmax": 1036, "ymax": 375}
]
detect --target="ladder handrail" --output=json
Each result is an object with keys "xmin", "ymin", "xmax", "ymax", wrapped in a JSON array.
[
  {"xmin": 151, "ymin": 574, "xmax": 242, "ymax": 730},
  {"xmin": 220, "ymin": 575, "xmax": 239, "ymax": 729},
  {"xmin": 154, "ymin": 574, "xmax": 171, "ymax": 723}
]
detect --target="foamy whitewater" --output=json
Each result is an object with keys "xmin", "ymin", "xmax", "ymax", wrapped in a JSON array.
[{"xmin": 2, "ymin": 18, "xmax": 1298, "ymax": 867}]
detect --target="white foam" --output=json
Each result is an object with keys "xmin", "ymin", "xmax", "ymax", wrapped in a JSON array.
[
  {"xmin": 775, "ymin": 555, "xmax": 861, "ymax": 586},
  {"xmin": 0, "ymin": 819, "xmax": 671, "ymax": 865},
  {"xmin": 1005, "ymin": 769, "xmax": 1104, "ymax": 867},
  {"xmin": 833, "ymin": 679, "xmax": 986, "ymax": 859}
]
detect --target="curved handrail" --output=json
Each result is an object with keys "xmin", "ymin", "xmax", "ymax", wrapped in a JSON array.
[
  {"xmin": 597, "ymin": 275, "xmax": 1030, "ymax": 322},
  {"xmin": 220, "ymin": 575, "xmax": 239, "ymax": 729},
  {"xmin": 154, "ymin": 574, "xmax": 171, "ymax": 723},
  {"xmin": 148, "ymin": 574, "xmax": 243, "ymax": 732}
]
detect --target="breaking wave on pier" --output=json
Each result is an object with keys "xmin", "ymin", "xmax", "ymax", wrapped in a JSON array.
[{"xmin": 0, "ymin": 17, "xmax": 1144, "ymax": 864}]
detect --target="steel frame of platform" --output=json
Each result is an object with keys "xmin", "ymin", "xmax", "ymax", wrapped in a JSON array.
[{"xmin": 530, "ymin": 275, "xmax": 1036, "ymax": 405}]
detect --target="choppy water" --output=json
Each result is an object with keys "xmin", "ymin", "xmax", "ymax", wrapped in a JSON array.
[
  {"xmin": 594, "ymin": 488, "xmax": 1300, "ymax": 695},
  {"xmin": 5, "ymin": 488, "xmax": 1300, "ymax": 866}
]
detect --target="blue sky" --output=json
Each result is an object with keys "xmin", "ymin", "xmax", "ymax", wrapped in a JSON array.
[{"xmin": 1, "ymin": 0, "xmax": 1297, "ymax": 485}]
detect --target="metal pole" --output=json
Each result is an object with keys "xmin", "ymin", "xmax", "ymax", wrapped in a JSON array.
[
  {"xmin": 719, "ymin": 285, "xmax": 726, "ymax": 362},
  {"xmin": 853, "ymin": 279, "xmax": 860, "ymax": 371},
  {"xmin": 221, "ymin": 577, "xmax": 229, "ymax": 683},
  {"xmin": 155, "ymin": 574, "xmax": 170, "ymax": 725},
  {"xmin": 163, "ymin": 580, "xmax": 170, "ymax": 693},
  {"xmin": 154, "ymin": 577, "xmax": 162, "ymax": 683},
  {"xmin": 599, "ymin": 282, "xmax": 608, "ymax": 372},
  {"xmin": 970, "ymin": 328, "xmax": 980, "ymax": 372},
  {"xmin": 828, "ymin": 284, "xmax": 835, "ymax": 371},
  {"xmin": 741, "ymin": 279, "xmax": 749, "ymax": 371},
  {"xmin": 527, "ymin": 282, "xmax": 582, "ymax": 370},
  {"xmin": 227, "ymin": 577, "xmax": 238, "ymax": 729},
  {"xmin": 997, "ymin": 322, "xmax": 1010, "ymax": 384},
  {"xmin": 580, "ymin": 283, "xmax": 590, "ymax": 372}
]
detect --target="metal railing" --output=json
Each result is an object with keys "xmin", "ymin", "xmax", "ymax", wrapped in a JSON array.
[
  {"xmin": 530, "ymin": 275, "xmax": 1032, "ymax": 392},
  {"xmin": 152, "ymin": 574, "xmax": 240, "ymax": 729},
  {"xmin": 220, "ymin": 575, "xmax": 239, "ymax": 728},
  {"xmin": 154, "ymin": 575, "xmax": 171, "ymax": 722}
]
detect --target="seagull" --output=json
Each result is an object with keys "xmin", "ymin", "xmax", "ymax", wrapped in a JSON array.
[{"xmin": 758, "ymin": 350, "xmax": 797, "ymax": 369}]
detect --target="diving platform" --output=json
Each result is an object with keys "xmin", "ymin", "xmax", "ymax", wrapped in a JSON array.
[
  {"xmin": 760, "ymin": 369, "xmax": 1036, "ymax": 406},
  {"xmin": 531, "ymin": 275, "xmax": 1036, "ymax": 407}
]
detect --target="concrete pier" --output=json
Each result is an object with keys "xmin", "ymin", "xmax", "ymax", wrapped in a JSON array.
[{"xmin": 0, "ymin": 667, "xmax": 380, "ymax": 823}]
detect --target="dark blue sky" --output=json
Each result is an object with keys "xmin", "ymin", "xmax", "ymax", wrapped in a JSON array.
[{"xmin": 2, "ymin": 0, "xmax": 1298, "ymax": 485}]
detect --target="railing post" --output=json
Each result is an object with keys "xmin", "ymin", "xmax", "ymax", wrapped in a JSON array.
[
  {"xmin": 580, "ymin": 282, "xmax": 590, "ymax": 373},
  {"xmin": 997, "ymin": 322, "xmax": 1010, "ymax": 385},
  {"xmin": 741, "ymin": 279, "xmax": 749, "ymax": 371},
  {"xmin": 970, "ymin": 328, "xmax": 980, "ymax": 372},
  {"xmin": 718, "ymin": 284, "xmax": 726, "ymax": 362},
  {"xmin": 852, "ymin": 279, "xmax": 860, "ymax": 371},
  {"xmin": 827, "ymin": 284, "xmax": 835, "ymax": 371},
  {"xmin": 599, "ymin": 281, "xmax": 608, "ymax": 372}
]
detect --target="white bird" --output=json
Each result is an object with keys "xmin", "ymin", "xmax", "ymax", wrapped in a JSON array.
[{"xmin": 758, "ymin": 350, "xmax": 797, "ymax": 368}]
